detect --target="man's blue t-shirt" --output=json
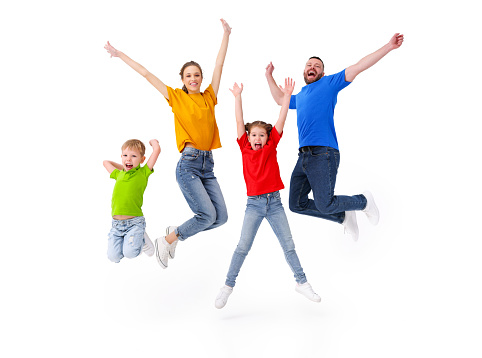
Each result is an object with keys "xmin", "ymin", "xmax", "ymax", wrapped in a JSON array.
[{"xmin": 289, "ymin": 69, "xmax": 350, "ymax": 150}]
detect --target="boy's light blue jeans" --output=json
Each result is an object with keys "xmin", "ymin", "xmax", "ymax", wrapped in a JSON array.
[
  {"xmin": 107, "ymin": 216, "xmax": 146, "ymax": 263},
  {"xmin": 175, "ymin": 147, "xmax": 228, "ymax": 241},
  {"xmin": 225, "ymin": 191, "xmax": 307, "ymax": 287}
]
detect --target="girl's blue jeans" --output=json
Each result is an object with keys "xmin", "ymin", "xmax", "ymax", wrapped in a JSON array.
[
  {"xmin": 225, "ymin": 191, "xmax": 307, "ymax": 287},
  {"xmin": 175, "ymin": 147, "xmax": 228, "ymax": 241}
]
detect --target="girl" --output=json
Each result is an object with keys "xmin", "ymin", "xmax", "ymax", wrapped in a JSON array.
[
  {"xmin": 214, "ymin": 79, "xmax": 320, "ymax": 309},
  {"xmin": 104, "ymin": 19, "xmax": 231, "ymax": 269}
]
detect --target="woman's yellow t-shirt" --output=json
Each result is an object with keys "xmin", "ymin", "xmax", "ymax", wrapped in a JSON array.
[{"xmin": 166, "ymin": 84, "xmax": 222, "ymax": 152}]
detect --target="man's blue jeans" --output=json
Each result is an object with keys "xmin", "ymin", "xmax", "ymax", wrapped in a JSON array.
[
  {"xmin": 175, "ymin": 148, "xmax": 228, "ymax": 241},
  {"xmin": 225, "ymin": 191, "xmax": 307, "ymax": 287},
  {"xmin": 289, "ymin": 146, "xmax": 367, "ymax": 224}
]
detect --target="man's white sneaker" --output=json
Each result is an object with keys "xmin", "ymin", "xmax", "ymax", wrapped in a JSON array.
[
  {"xmin": 166, "ymin": 226, "xmax": 178, "ymax": 259},
  {"xmin": 362, "ymin": 191, "xmax": 379, "ymax": 225},
  {"xmin": 142, "ymin": 232, "xmax": 155, "ymax": 256},
  {"xmin": 155, "ymin": 236, "xmax": 170, "ymax": 269},
  {"xmin": 215, "ymin": 285, "xmax": 233, "ymax": 309},
  {"xmin": 343, "ymin": 211, "xmax": 359, "ymax": 241},
  {"xmin": 295, "ymin": 282, "xmax": 321, "ymax": 302}
]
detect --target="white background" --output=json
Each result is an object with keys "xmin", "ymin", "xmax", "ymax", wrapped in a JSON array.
[{"xmin": 1, "ymin": 0, "xmax": 481, "ymax": 356}]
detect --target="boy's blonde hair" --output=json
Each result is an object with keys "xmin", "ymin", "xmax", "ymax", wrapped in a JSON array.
[{"xmin": 121, "ymin": 139, "xmax": 146, "ymax": 157}]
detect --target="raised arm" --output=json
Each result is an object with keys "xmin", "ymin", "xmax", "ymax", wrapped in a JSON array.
[
  {"xmin": 345, "ymin": 33, "xmax": 404, "ymax": 82},
  {"xmin": 265, "ymin": 62, "xmax": 284, "ymax": 106},
  {"xmin": 104, "ymin": 41, "xmax": 169, "ymax": 100},
  {"xmin": 103, "ymin": 160, "xmax": 123, "ymax": 174},
  {"xmin": 145, "ymin": 139, "xmax": 161, "ymax": 170},
  {"xmin": 274, "ymin": 78, "xmax": 295, "ymax": 135},
  {"xmin": 211, "ymin": 19, "xmax": 231, "ymax": 96},
  {"xmin": 229, "ymin": 83, "xmax": 246, "ymax": 139}
]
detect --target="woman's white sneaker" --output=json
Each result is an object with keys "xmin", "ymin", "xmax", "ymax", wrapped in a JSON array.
[
  {"xmin": 166, "ymin": 226, "xmax": 178, "ymax": 259},
  {"xmin": 215, "ymin": 285, "xmax": 233, "ymax": 309},
  {"xmin": 295, "ymin": 282, "xmax": 321, "ymax": 302}
]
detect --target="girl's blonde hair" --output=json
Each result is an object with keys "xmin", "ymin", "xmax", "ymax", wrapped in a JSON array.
[
  {"xmin": 121, "ymin": 139, "xmax": 146, "ymax": 157},
  {"xmin": 245, "ymin": 121, "xmax": 273, "ymax": 136}
]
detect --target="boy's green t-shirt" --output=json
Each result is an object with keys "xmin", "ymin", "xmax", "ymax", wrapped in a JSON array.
[{"xmin": 110, "ymin": 165, "xmax": 154, "ymax": 217}]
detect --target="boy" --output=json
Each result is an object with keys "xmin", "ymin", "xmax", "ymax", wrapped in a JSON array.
[{"xmin": 103, "ymin": 139, "xmax": 161, "ymax": 263}]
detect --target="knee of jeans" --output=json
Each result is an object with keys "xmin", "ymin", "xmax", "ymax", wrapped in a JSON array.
[
  {"xmin": 234, "ymin": 241, "xmax": 252, "ymax": 256},
  {"xmin": 107, "ymin": 251, "xmax": 123, "ymax": 263},
  {"xmin": 213, "ymin": 211, "xmax": 228, "ymax": 227},
  {"xmin": 289, "ymin": 197, "xmax": 302, "ymax": 212},
  {"xmin": 123, "ymin": 245, "xmax": 141, "ymax": 259}
]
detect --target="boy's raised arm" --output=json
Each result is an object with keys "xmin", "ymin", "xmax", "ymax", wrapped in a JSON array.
[
  {"xmin": 146, "ymin": 139, "xmax": 161, "ymax": 171},
  {"xmin": 103, "ymin": 160, "xmax": 123, "ymax": 174},
  {"xmin": 274, "ymin": 78, "xmax": 295, "ymax": 135}
]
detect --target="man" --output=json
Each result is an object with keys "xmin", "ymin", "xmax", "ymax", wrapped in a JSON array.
[{"xmin": 265, "ymin": 33, "xmax": 404, "ymax": 241}]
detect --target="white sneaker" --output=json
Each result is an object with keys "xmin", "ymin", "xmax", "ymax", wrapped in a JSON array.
[
  {"xmin": 155, "ymin": 236, "xmax": 170, "ymax": 269},
  {"xmin": 215, "ymin": 285, "xmax": 233, "ymax": 309},
  {"xmin": 362, "ymin": 191, "xmax": 379, "ymax": 225},
  {"xmin": 343, "ymin": 211, "xmax": 359, "ymax": 241},
  {"xmin": 142, "ymin": 232, "xmax": 155, "ymax": 256},
  {"xmin": 295, "ymin": 282, "xmax": 321, "ymax": 302},
  {"xmin": 166, "ymin": 226, "xmax": 178, "ymax": 259}
]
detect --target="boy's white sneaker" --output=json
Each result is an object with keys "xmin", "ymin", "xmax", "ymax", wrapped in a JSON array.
[
  {"xmin": 215, "ymin": 285, "xmax": 233, "ymax": 309},
  {"xmin": 295, "ymin": 282, "xmax": 321, "ymax": 303},
  {"xmin": 166, "ymin": 226, "xmax": 178, "ymax": 259},
  {"xmin": 142, "ymin": 232, "xmax": 155, "ymax": 256},
  {"xmin": 343, "ymin": 211, "xmax": 359, "ymax": 241},
  {"xmin": 362, "ymin": 191, "xmax": 379, "ymax": 225},
  {"xmin": 155, "ymin": 236, "xmax": 170, "ymax": 269}
]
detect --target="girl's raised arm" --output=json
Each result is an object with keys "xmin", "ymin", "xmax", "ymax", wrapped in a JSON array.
[
  {"xmin": 229, "ymin": 82, "xmax": 245, "ymax": 140},
  {"xmin": 104, "ymin": 41, "xmax": 169, "ymax": 100},
  {"xmin": 211, "ymin": 19, "xmax": 231, "ymax": 96},
  {"xmin": 274, "ymin": 78, "xmax": 295, "ymax": 135}
]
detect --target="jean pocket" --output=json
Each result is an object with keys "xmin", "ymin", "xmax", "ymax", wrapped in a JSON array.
[
  {"xmin": 311, "ymin": 147, "xmax": 329, "ymax": 157},
  {"xmin": 182, "ymin": 152, "xmax": 199, "ymax": 161}
]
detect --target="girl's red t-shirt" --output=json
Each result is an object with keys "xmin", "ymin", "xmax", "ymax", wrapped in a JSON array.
[{"xmin": 237, "ymin": 127, "xmax": 285, "ymax": 196}]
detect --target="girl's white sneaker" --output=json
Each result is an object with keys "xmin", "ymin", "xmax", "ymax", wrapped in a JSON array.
[{"xmin": 215, "ymin": 285, "xmax": 233, "ymax": 309}]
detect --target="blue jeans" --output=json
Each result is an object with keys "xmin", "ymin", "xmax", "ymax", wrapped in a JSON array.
[
  {"xmin": 175, "ymin": 147, "xmax": 228, "ymax": 241},
  {"xmin": 225, "ymin": 191, "xmax": 307, "ymax": 287},
  {"xmin": 289, "ymin": 146, "xmax": 367, "ymax": 224},
  {"xmin": 107, "ymin": 216, "xmax": 146, "ymax": 263}
]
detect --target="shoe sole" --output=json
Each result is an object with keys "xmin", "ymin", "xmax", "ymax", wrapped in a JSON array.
[
  {"xmin": 166, "ymin": 226, "xmax": 177, "ymax": 259},
  {"xmin": 154, "ymin": 238, "xmax": 168, "ymax": 269},
  {"xmin": 363, "ymin": 191, "xmax": 379, "ymax": 225}
]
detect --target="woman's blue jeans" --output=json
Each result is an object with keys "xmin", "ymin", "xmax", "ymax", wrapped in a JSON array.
[
  {"xmin": 289, "ymin": 146, "xmax": 367, "ymax": 224},
  {"xmin": 175, "ymin": 148, "xmax": 228, "ymax": 241},
  {"xmin": 225, "ymin": 191, "xmax": 307, "ymax": 287}
]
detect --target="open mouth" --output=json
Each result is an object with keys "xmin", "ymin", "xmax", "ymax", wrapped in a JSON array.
[
  {"xmin": 190, "ymin": 82, "xmax": 198, "ymax": 87},
  {"xmin": 125, "ymin": 163, "xmax": 134, "ymax": 170},
  {"xmin": 254, "ymin": 143, "xmax": 262, "ymax": 150},
  {"xmin": 307, "ymin": 70, "xmax": 316, "ymax": 79}
]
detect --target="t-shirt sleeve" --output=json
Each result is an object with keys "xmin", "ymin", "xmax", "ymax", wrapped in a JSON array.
[
  {"xmin": 237, "ymin": 132, "xmax": 248, "ymax": 151},
  {"xmin": 203, "ymin": 84, "xmax": 218, "ymax": 106},
  {"xmin": 110, "ymin": 169, "xmax": 120, "ymax": 180},
  {"xmin": 328, "ymin": 69, "xmax": 351, "ymax": 91},
  {"xmin": 289, "ymin": 94, "xmax": 297, "ymax": 109},
  {"xmin": 269, "ymin": 127, "xmax": 282, "ymax": 147},
  {"xmin": 165, "ymin": 86, "xmax": 181, "ymax": 108},
  {"xmin": 141, "ymin": 165, "xmax": 154, "ymax": 178}
]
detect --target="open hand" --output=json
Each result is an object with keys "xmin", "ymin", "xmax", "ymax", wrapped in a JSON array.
[
  {"xmin": 229, "ymin": 82, "xmax": 243, "ymax": 97},
  {"xmin": 104, "ymin": 41, "xmax": 119, "ymax": 57},
  {"xmin": 389, "ymin": 33, "xmax": 404, "ymax": 50},
  {"xmin": 279, "ymin": 77, "xmax": 295, "ymax": 96},
  {"xmin": 221, "ymin": 18, "xmax": 231, "ymax": 35}
]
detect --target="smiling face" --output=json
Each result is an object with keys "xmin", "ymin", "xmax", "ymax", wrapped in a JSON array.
[
  {"xmin": 181, "ymin": 65, "xmax": 203, "ymax": 93},
  {"xmin": 121, "ymin": 147, "xmax": 145, "ymax": 171},
  {"xmin": 303, "ymin": 58, "xmax": 325, "ymax": 84},
  {"xmin": 248, "ymin": 126, "xmax": 268, "ymax": 151}
]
